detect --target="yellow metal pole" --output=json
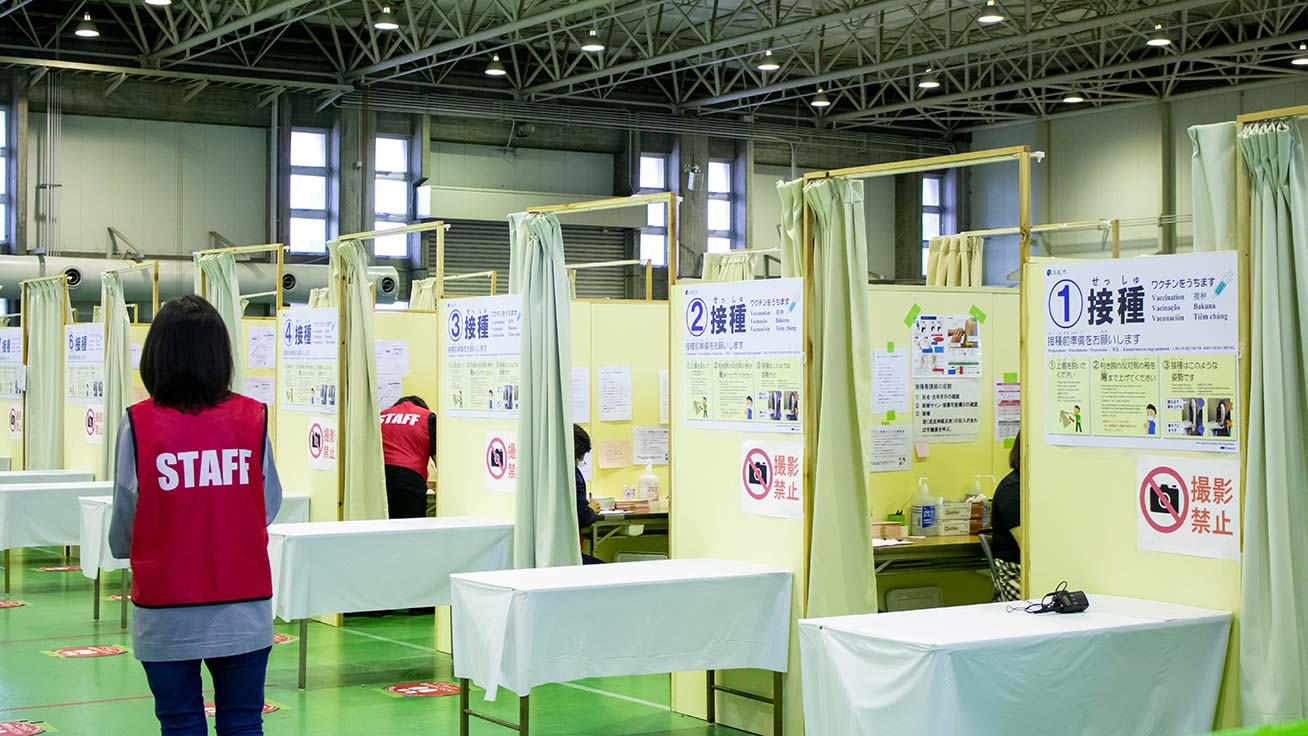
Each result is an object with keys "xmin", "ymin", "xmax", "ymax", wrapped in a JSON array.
[
  {"xmin": 20, "ymin": 282, "xmax": 28, "ymax": 469},
  {"xmin": 489, "ymin": 270, "xmax": 497, "ymax": 296},
  {"xmin": 152, "ymin": 261, "xmax": 160, "ymax": 316},
  {"xmin": 644, "ymin": 260, "xmax": 653, "ymax": 302},
  {"xmin": 1111, "ymin": 219, "xmax": 1121, "ymax": 259},
  {"xmin": 1016, "ymin": 148, "xmax": 1032, "ymax": 600},
  {"xmin": 333, "ymin": 240, "xmax": 348, "ymax": 520},
  {"xmin": 436, "ymin": 225, "xmax": 447, "ymax": 299},
  {"xmin": 800, "ymin": 180, "xmax": 815, "ymax": 615}
]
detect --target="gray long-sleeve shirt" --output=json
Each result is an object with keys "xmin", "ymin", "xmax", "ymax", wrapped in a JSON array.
[{"xmin": 109, "ymin": 414, "xmax": 283, "ymax": 663}]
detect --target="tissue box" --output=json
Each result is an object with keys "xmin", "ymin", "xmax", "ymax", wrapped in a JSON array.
[
  {"xmin": 938, "ymin": 520, "xmax": 971, "ymax": 536},
  {"xmin": 939, "ymin": 502, "xmax": 974, "ymax": 521},
  {"xmin": 870, "ymin": 522, "xmax": 906, "ymax": 540}
]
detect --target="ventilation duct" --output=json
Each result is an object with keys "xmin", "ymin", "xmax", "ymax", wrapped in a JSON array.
[{"xmin": 0, "ymin": 256, "xmax": 399, "ymax": 306}]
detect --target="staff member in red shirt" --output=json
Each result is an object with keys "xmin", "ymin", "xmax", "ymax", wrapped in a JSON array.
[
  {"xmin": 380, "ymin": 395, "xmax": 437, "ymax": 519},
  {"xmin": 109, "ymin": 295, "xmax": 282, "ymax": 735}
]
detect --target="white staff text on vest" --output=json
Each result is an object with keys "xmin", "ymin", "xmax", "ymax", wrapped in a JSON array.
[
  {"xmin": 382, "ymin": 413, "xmax": 422, "ymax": 426},
  {"xmin": 156, "ymin": 450, "xmax": 253, "ymax": 490}
]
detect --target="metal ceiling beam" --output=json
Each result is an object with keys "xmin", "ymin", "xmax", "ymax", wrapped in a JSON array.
[
  {"xmin": 0, "ymin": 55, "xmax": 352, "ymax": 93},
  {"xmin": 348, "ymin": 0, "xmax": 620, "ymax": 80},
  {"xmin": 829, "ymin": 30, "xmax": 1308, "ymax": 124},
  {"xmin": 0, "ymin": 0, "xmax": 37, "ymax": 21},
  {"xmin": 689, "ymin": 0, "xmax": 1231, "ymax": 109},
  {"xmin": 148, "ymin": 0, "xmax": 319, "ymax": 63},
  {"xmin": 522, "ymin": 0, "xmax": 912, "ymax": 96}
]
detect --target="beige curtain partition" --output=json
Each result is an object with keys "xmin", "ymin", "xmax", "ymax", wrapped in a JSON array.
[
  {"xmin": 701, "ymin": 252, "xmax": 757, "ymax": 282},
  {"xmin": 409, "ymin": 277, "xmax": 439, "ymax": 310},
  {"xmin": 926, "ymin": 234, "xmax": 984, "ymax": 287}
]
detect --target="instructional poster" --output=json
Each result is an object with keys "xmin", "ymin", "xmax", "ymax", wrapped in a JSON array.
[
  {"xmin": 277, "ymin": 308, "xmax": 338, "ymax": 413},
  {"xmin": 445, "ymin": 295, "xmax": 522, "ymax": 419},
  {"xmin": 1043, "ymin": 252, "xmax": 1238, "ymax": 452},
  {"xmin": 682, "ymin": 279, "xmax": 803, "ymax": 434},
  {"xmin": 872, "ymin": 347, "xmax": 909, "ymax": 414},
  {"xmin": 0, "ymin": 327, "xmax": 24, "ymax": 399},
  {"xmin": 65, "ymin": 323, "xmax": 106, "ymax": 404},
  {"xmin": 912, "ymin": 314, "xmax": 981, "ymax": 377},
  {"xmin": 913, "ymin": 379, "xmax": 981, "ymax": 443}
]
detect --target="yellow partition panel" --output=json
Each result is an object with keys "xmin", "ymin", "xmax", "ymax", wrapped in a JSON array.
[
  {"xmin": 0, "ymin": 395, "xmax": 20, "ymax": 470},
  {"xmin": 669, "ymin": 286, "xmax": 803, "ymax": 736},
  {"xmin": 864, "ymin": 285, "xmax": 1019, "ymax": 609},
  {"xmin": 274, "ymin": 312, "xmax": 339, "ymax": 524},
  {"xmin": 1023, "ymin": 258, "xmax": 1242, "ymax": 728},
  {"xmin": 866, "ymin": 286, "xmax": 1020, "ymax": 515},
  {"xmin": 581, "ymin": 301, "xmax": 671, "ymax": 504}
]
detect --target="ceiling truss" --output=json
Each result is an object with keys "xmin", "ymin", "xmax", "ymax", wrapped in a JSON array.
[{"xmin": 0, "ymin": 0, "xmax": 1304, "ymax": 135}]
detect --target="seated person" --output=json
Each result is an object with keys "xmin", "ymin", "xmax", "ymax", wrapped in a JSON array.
[
  {"xmin": 990, "ymin": 432, "xmax": 1022, "ymax": 602},
  {"xmin": 574, "ymin": 424, "xmax": 602, "ymax": 565}
]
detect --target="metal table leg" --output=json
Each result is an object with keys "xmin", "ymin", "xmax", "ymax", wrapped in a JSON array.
[
  {"xmin": 297, "ymin": 619, "xmax": 308, "ymax": 689},
  {"xmin": 92, "ymin": 573, "xmax": 101, "ymax": 620},
  {"xmin": 4, "ymin": 549, "xmax": 9, "ymax": 594},
  {"xmin": 120, "ymin": 570, "xmax": 129, "ymax": 630},
  {"xmin": 519, "ymin": 693, "xmax": 530, "ymax": 736},
  {"xmin": 773, "ymin": 671, "xmax": 784, "ymax": 735},
  {"xmin": 706, "ymin": 669, "xmax": 716, "ymax": 723},
  {"xmin": 459, "ymin": 677, "xmax": 470, "ymax": 736}
]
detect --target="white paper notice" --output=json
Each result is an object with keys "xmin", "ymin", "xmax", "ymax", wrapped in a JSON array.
[
  {"xmin": 914, "ymin": 378, "xmax": 981, "ymax": 443},
  {"xmin": 131, "ymin": 342, "xmax": 142, "ymax": 370},
  {"xmin": 247, "ymin": 326, "xmax": 276, "ymax": 370},
  {"xmin": 572, "ymin": 367, "xmax": 591, "ymax": 423},
  {"xmin": 995, "ymin": 380, "xmax": 1021, "ymax": 441},
  {"xmin": 659, "ymin": 369, "xmax": 670, "ymax": 425},
  {"xmin": 375, "ymin": 340, "xmax": 410, "ymax": 377},
  {"xmin": 579, "ymin": 452, "xmax": 593, "ymax": 482},
  {"xmin": 243, "ymin": 376, "xmax": 275, "ymax": 406},
  {"xmin": 869, "ymin": 425, "xmax": 912, "ymax": 472},
  {"xmin": 872, "ymin": 348, "xmax": 910, "ymax": 414},
  {"xmin": 632, "ymin": 426, "xmax": 670, "ymax": 465},
  {"xmin": 378, "ymin": 375, "xmax": 404, "ymax": 410},
  {"xmin": 597, "ymin": 366, "xmax": 633, "ymax": 422}
]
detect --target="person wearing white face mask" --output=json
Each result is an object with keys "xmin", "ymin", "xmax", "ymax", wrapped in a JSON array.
[{"xmin": 574, "ymin": 424, "xmax": 603, "ymax": 565}]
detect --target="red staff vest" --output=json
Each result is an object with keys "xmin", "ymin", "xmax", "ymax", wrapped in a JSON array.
[
  {"xmin": 128, "ymin": 395, "xmax": 270, "ymax": 609},
  {"xmin": 380, "ymin": 402, "xmax": 435, "ymax": 477}
]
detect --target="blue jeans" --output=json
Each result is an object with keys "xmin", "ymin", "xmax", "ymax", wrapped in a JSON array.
[{"xmin": 142, "ymin": 646, "xmax": 271, "ymax": 736}]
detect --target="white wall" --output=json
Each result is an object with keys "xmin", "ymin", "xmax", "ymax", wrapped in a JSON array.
[
  {"xmin": 430, "ymin": 142, "xmax": 613, "ymax": 196},
  {"xmin": 752, "ymin": 165, "xmax": 896, "ymax": 278},
  {"xmin": 27, "ymin": 114, "xmax": 267, "ymax": 255},
  {"xmin": 971, "ymin": 78, "xmax": 1308, "ymax": 284}
]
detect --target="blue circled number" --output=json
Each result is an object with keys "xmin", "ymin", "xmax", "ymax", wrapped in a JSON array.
[
  {"xmin": 448, "ymin": 310, "xmax": 463, "ymax": 341},
  {"xmin": 1047, "ymin": 279, "xmax": 1083, "ymax": 329},
  {"xmin": 686, "ymin": 298, "xmax": 707, "ymax": 337}
]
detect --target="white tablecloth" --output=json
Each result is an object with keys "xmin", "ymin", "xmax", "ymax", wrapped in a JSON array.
[
  {"xmin": 452, "ymin": 558, "xmax": 793, "ymax": 699},
  {"xmin": 78, "ymin": 495, "xmax": 313, "ymax": 580},
  {"xmin": 798, "ymin": 595, "xmax": 1232, "ymax": 736},
  {"xmin": 267, "ymin": 516, "xmax": 513, "ymax": 622},
  {"xmin": 0, "ymin": 482, "xmax": 114, "ymax": 550},
  {"xmin": 0, "ymin": 470, "xmax": 94, "ymax": 485}
]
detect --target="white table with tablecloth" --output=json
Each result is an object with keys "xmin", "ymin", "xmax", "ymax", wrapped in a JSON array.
[
  {"xmin": 798, "ymin": 595, "xmax": 1232, "ymax": 736},
  {"xmin": 0, "ymin": 470, "xmax": 93, "ymax": 485},
  {"xmin": 451, "ymin": 558, "xmax": 793, "ymax": 734},
  {"xmin": 76, "ymin": 494, "xmax": 312, "ymax": 624},
  {"xmin": 0, "ymin": 481, "xmax": 114, "ymax": 594},
  {"xmin": 267, "ymin": 516, "xmax": 514, "ymax": 688}
]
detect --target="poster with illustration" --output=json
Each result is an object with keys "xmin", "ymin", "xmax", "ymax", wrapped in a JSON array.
[{"xmin": 912, "ymin": 314, "xmax": 981, "ymax": 377}]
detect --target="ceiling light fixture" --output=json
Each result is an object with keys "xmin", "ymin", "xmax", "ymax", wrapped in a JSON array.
[
  {"xmin": 918, "ymin": 69, "xmax": 941, "ymax": 89},
  {"xmin": 374, "ymin": 6, "xmax": 399, "ymax": 30},
  {"xmin": 810, "ymin": 88, "xmax": 831, "ymax": 108},
  {"xmin": 485, "ymin": 54, "xmax": 508, "ymax": 77},
  {"xmin": 1062, "ymin": 92, "xmax": 1086, "ymax": 103},
  {"xmin": 977, "ymin": 0, "xmax": 1004, "ymax": 24},
  {"xmin": 581, "ymin": 28, "xmax": 605, "ymax": 52},
  {"xmin": 74, "ymin": 13, "xmax": 100, "ymax": 38},
  {"xmin": 1292, "ymin": 43, "xmax": 1308, "ymax": 66},
  {"xmin": 757, "ymin": 49, "xmax": 780, "ymax": 72},
  {"xmin": 1146, "ymin": 24, "xmax": 1172, "ymax": 47},
  {"xmin": 144, "ymin": 0, "xmax": 173, "ymax": 6}
]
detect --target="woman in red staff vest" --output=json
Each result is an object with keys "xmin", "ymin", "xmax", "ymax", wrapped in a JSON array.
[{"xmin": 109, "ymin": 295, "xmax": 283, "ymax": 736}]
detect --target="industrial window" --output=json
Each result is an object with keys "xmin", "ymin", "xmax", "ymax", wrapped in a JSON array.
[
  {"xmin": 0, "ymin": 108, "xmax": 8, "ymax": 247},
  {"xmin": 707, "ymin": 159, "xmax": 733, "ymax": 254},
  {"xmin": 289, "ymin": 129, "xmax": 330, "ymax": 255},
  {"xmin": 921, "ymin": 174, "xmax": 944, "ymax": 276},
  {"xmin": 372, "ymin": 135, "xmax": 409, "ymax": 259},
  {"xmin": 639, "ymin": 154, "xmax": 668, "ymax": 267}
]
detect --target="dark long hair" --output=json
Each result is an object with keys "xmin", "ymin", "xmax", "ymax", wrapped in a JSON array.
[
  {"xmin": 139, "ymin": 295, "xmax": 233, "ymax": 414},
  {"xmin": 574, "ymin": 424, "xmax": 591, "ymax": 464}
]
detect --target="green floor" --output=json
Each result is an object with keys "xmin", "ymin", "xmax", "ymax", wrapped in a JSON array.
[{"xmin": 0, "ymin": 547, "xmax": 741, "ymax": 735}]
